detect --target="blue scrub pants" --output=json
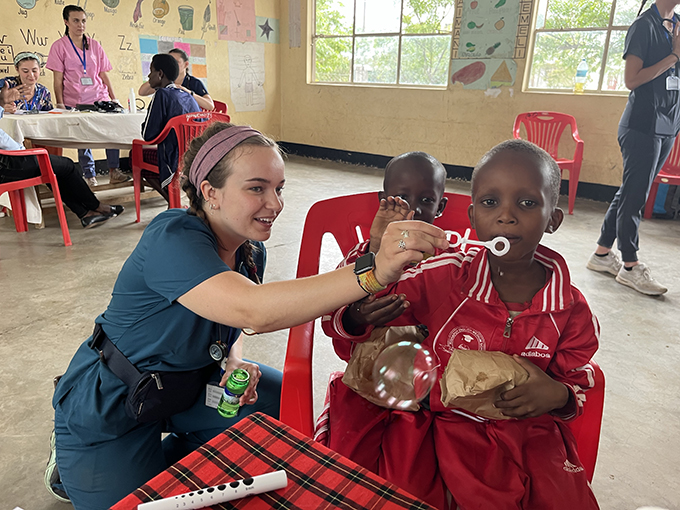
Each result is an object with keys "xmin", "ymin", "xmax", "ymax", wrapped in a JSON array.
[
  {"xmin": 597, "ymin": 126, "xmax": 675, "ymax": 262},
  {"xmin": 78, "ymin": 148, "xmax": 120, "ymax": 178},
  {"xmin": 54, "ymin": 362, "xmax": 282, "ymax": 510}
]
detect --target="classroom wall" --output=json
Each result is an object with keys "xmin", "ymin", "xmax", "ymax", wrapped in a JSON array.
[
  {"xmin": 278, "ymin": 0, "xmax": 629, "ymax": 188},
  {"xmin": 0, "ymin": 0, "xmax": 281, "ymax": 155}
]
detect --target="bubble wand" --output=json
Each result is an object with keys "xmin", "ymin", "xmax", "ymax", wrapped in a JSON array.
[{"xmin": 446, "ymin": 229, "xmax": 510, "ymax": 257}]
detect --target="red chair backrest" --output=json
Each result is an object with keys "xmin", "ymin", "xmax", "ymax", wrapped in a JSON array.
[
  {"xmin": 280, "ymin": 192, "xmax": 474, "ymax": 436},
  {"xmin": 167, "ymin": 111, "xmax": 231, "ymax": 171},
  {"xmin": 296, "ymin": 191, "xmax": 475, "ymax": 279},
  {"xmin": 661, "ymin": 134, "xmax": 680, "ymax": 177},
  {"xmin": 513, "ymin": 112, "xmax": 577, "ymax": 160},
  {"xmin": 212, "ymin": 100, "xmax": 228, "ymax": 114}
]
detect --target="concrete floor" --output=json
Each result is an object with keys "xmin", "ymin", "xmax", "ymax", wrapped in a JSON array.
[{"xmin": 1, "ymin": 155, "xmax": 678, "ymax": 510}]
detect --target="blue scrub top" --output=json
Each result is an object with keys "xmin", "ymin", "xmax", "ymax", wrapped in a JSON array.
[{"xmin": 53, "ymin": 209, "xmax": 266, "ymax": 443}]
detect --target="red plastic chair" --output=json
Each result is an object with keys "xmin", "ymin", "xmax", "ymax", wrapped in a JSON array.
[
  {"xmin": 279, "ymin": 191, "xmax": 475, "ymax": 438},
  {"xmin": 131, "ymin": 111, "xmax": 230, "ymax": 223},
  {"xmin": 513, "ymin": 112, "xmax": 584, "ymax": 215},
  {"xmin": 0, "ymin": 148, "xmax": 72, "ymax": 246},
  {"xmin": 644, "ymin": 134, "xmax": 680, "ymax": 219},
  {"xmin": 567, "ymin": 360, "xmax": 605, "ymax": 482},
  {"xmin": 212, "ymin": 100, "xmax": 228, "ymax": 114},
  {"xmin": 279, "ymin": 191, "xmax": 605, "ymax": 482}
]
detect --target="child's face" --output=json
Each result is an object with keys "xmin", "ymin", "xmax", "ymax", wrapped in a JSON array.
[
  {"xmin": 381, "ymin": 160, "xmax": 447, "ymax": 224},
  {"xmin": 468, "ymin": 150, "xmax": 563, "ymax": 262},
  {"xmin": 147, "ymin": 64, "xmax": 162, "ymax": 89}
]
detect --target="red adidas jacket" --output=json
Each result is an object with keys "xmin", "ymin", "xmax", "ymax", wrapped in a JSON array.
[{"xmin": 321, "ymin": 244, "xmax": 599, "ymax": 420}]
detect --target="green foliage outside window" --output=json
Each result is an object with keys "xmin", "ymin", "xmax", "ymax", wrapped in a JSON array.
[
  {"xmin": 313, "ymin": 0, "xmax": 454, "ymax": 86},
  {"xmin": 529, "ymin": 0, "xmax": 643, "ymax": 92}
]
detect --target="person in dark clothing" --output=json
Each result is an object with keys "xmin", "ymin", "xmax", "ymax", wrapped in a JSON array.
[
  {"xmin": 0, "ymin": 84, "xmax": 123, "ymax": 228},
  {"xmin": 140, "ymin": 53, "xmax": 200, "ymax": 201}
]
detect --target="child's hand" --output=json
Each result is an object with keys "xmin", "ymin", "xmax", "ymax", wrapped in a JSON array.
[
  {"xmin": 494, "ymin": 355, "xmax": 569, "ymax": 419},
  {"xmin": 346, "ymin": 293, "xmax": 409, "ymax": 328},
  {"xmin": 368, "ymin": 196, "xmax": 414, "ymax": 253}
]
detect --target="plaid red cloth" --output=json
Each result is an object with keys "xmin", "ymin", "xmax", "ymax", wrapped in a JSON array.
[{"xmin": 112, "ymin": 413, "xmax": 434, "ymax": 510}]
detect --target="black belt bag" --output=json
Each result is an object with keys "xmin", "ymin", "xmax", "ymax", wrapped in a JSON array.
[{"xmin": 90, "ymin": 324, "xmax": 214, "ymax": 423}]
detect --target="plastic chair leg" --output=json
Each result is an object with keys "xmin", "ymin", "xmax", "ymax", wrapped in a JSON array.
[
  {"xmin": 644, "ymin": 182, "xmax": 659, "ymax": 219},
  {"xmin": 48, "ymin": 176, "xmax": 72, "ymax": 247},
  {"xmin": 133, "ymin": 167, "xmax": 142, "ymax": 223},
  {"xmin": 9, "ymin": 190, "xmax": 29, "ymax": 232},
  {"xmin": 168, "ymin": 179, "xmax": 182, "ymax": 209},
  {"xmin": 568, "ymin": 169, "xmax": 579, "ymax": 215}
]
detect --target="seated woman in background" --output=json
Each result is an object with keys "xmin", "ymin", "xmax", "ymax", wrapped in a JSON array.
[
  {"xmin": 1, "ymin": 52, "xmax": 53, "ymax": 113},
  {"xmin": 138, "ymin": 48, "xmax": 214, "ymax": 111}
]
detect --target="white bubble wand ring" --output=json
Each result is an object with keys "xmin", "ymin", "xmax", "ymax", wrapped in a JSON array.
[{"xmin": 446, "ymin": 229, "xmax": 510, "ymax": 257}]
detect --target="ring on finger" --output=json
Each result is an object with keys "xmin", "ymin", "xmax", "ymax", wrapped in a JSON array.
[
  {"xmin": 401, "ymin": 230, "xmax": 410, "ymax": 238},
  {"xmin": 398, "ymin": 239, "xmax": 407, "ymax": 251}
]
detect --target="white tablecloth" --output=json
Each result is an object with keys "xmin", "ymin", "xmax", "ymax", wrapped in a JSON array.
[
  {"xmin": 0, "ymin": 111, "xmax": 146, "ymax": 224},
  {"xmin": 0, "ymin": 111, "xmax": 146, "ymax": 149}
]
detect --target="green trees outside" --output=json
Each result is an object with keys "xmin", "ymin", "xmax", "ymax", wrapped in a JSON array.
[
  {"xmin": 529, "ymin": 0, "xmax": 640, "ymax": 92},
  {"xmin": 313, "ymin": 0, "xmax": 454, "ymax": 85}
]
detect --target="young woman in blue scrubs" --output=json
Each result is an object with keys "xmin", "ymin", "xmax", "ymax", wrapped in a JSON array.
[{"xmin": 49, "ymin": 122, "xmax": 448, "ymax": 509}]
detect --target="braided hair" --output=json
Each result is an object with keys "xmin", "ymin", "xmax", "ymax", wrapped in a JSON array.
[
  {"xmin": 182, "ymin": 122, "xmax": 281, "ymax": 283},
  {"xmin": 63, "ymin": 5, "xmax": 89, "ymax": 50}
]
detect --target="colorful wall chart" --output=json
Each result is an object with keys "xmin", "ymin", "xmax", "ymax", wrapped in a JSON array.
[
  {"xmin": 217, "ymin": 0, "xmax": 256, "ymax": 42},
  {"xmin": 139, "ymin": 35, "xmax": 208, "ymax": 87},
  {"xmin": 458, "ymin": 0, "xmax": 520, "ymax": 60},
  {"xmin": 450, "ymin": 58, "xmax": 517, "ymax": 90}
]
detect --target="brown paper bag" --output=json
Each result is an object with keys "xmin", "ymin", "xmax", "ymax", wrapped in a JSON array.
[
  {"xmin": 342, "ymin": 325, "xmax": 426, "ymax": 411},
  {"xmin": 440, "ymin": 350, "xmax": 529, "ymax": 420}
]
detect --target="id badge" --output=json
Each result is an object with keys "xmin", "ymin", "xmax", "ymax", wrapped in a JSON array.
[
  {"xmin": 80, "ymin": 76, "xmax": 94, "ymax": 86},
  {"xmin": 667, "ymin": 75, "xmax": 680, "ymax": 90},
  {"xmin": 205, "ymin": 382, "xmax": 223, "ymax": 409}
]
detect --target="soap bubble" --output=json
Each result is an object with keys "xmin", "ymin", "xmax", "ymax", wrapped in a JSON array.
[{"xmin": 372, "ymin": 341, "xmax": 438, "ymax": 410}]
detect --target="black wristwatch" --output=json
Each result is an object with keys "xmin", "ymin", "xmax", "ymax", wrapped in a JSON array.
[{"xmin": 354, "ymin": 252, "xmax": 387, "ymax": 294}]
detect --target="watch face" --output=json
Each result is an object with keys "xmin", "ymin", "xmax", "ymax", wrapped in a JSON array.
[{"xmin": 354, "ymin": 252, "xmax": 375, "ymax": 275}]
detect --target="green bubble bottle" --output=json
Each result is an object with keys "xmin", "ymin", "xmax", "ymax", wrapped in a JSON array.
[{"xmin": 217, "ymin": 368, "xmax": 250, "ymax": 418}]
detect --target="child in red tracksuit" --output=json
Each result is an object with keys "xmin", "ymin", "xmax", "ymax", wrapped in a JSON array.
[{"xmin": 321, "ymin": 140, "xmax": 600, "ymax": 510}]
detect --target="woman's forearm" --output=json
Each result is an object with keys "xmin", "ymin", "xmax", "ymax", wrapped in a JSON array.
[
  {"xmin": 99, "ymin": 71, "xmax": 116, "ymax": 100},
  {"xmin": 193, "ymin": 94, "xmax": 214, "ymax": 111},
  {"xmin": 179, "ymin": 265, "xmax": 368, "ymax": 333},
  {"xmin": 53, "ymin": 72, "xmax": 64, "ymax": 105},
  {"xmin": 138, "ymin": 82, "xmax": 154, "ymax": 96},
  {"xmin": 625, "ymin": 53, "xmax": 678, "ymax": 90}
]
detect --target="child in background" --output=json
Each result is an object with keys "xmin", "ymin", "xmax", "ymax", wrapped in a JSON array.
[
  {"xmin": 140, "ymin": 53, "xmax": 200, "ymax": 201},
  {"xmin": 323, "ymin": 151, "xmax": 449, "ymax": 358},
  {"xmin": 322, "ymin": 140, "xmax": 600, "ymax": 510},
  {"xmin": 317, "ymin": 151, "xmax": 450, "ymax": 480}
]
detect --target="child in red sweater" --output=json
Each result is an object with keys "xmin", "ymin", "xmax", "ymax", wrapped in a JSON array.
[{"xmin": 322, "ymin": 140, "xmax": 600, "ymax": 510}]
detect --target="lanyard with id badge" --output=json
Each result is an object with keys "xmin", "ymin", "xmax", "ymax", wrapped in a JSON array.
[
  {"xmin": 67, "ymin": 35, "xmax": 93, "ymax": 86},
  {"xmin": 652, "ymin": 4, "xmax": 680, "ymax": 90}
]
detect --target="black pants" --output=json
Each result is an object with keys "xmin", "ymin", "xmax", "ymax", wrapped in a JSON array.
[{"xmin": 0, "ymin": 154, "xmax": 99, "ymax": 219}]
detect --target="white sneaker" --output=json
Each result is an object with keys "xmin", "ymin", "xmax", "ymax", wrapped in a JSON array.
[
  {"xmin": 44, "ymin": 430, "xmax": 70, "ymax": 503},
  {"xmin": 616, "ymin": 263, "xmax": 668, "ymax": 296},
  {"xmin": 86, "ymin": 176, "xmax": 98, "ymax": 187},
  {"xmin": 586, "ymin": 251, "xmax": 622, "ymax": 276}
]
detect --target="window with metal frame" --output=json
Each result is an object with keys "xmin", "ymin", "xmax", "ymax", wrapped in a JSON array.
[
  {"xmin": 312, "ymin": 0, "xmax": 455, "ymax": 87},
  {"xmin": 526, "ymin": 0, "xmax": 642, "ymax": 94}
]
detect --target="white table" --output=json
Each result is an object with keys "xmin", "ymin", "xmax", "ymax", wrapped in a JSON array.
[
  {"xmin": 0, "ymin": 111, "xmax": 147, "ymax": 225},
  {"xmin": 0, "ymin": 110, "xmax": 146, "ymax": 149}
]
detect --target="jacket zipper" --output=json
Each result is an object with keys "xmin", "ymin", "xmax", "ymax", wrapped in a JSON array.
[{"xmin": 503, "ymin": 316, "xmax": 513, "ymax": 338}]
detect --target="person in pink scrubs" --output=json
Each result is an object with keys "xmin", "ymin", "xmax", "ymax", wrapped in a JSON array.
[{"xmin": 46, "ymin": 4, "xmax": 130, "ymax": 186}]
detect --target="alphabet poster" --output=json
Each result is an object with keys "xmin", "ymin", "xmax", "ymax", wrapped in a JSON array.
[
  {"xmin": 227, "ymin": 41, "xmax": 264, "ymax": 112},
  {"xmin": 138, "ymin": 34, "xmax": 208, "ymax": 87}
]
